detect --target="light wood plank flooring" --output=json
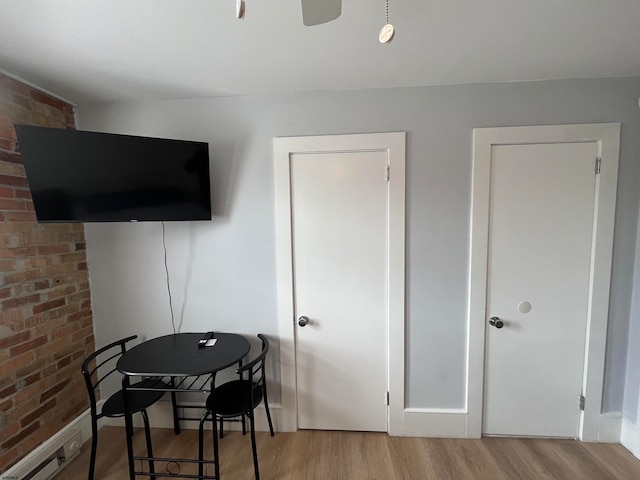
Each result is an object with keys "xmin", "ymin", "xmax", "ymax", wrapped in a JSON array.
[{"xmin": 55, "ymin": 426, "xmax": 640, "ymax": 480}]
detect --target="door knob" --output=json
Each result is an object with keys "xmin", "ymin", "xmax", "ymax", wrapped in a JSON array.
[
  {"xmin": 298, "ymin": 316, "xmax": 309, "ymax": 327},
  {"xmin": 489, "ymin": 317, "xmax": 504, "ymax": 329}
]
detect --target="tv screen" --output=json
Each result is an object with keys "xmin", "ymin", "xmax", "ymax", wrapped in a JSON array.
[{"xmin": 14, "ymin": 126, "xmax": 211, "ymax": 223}]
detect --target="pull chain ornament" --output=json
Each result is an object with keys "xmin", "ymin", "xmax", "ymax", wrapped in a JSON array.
[{"xmin": 378, "ymin": 0, "xmax": 395, "ymax": 44}]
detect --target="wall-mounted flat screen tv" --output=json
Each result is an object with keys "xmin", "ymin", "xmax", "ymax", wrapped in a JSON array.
[{"xmin": 15, "ymin": 126, "xmax": 211, "ymax": 223}]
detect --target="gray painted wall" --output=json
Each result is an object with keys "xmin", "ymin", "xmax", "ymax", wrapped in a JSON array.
[
  {"xmin": 624, "ymin": 208, "xmax": 640, "ymax": 421},
  {"xmin": 78, "ymin": 77, "xmax": 640, "ymax": 413}
]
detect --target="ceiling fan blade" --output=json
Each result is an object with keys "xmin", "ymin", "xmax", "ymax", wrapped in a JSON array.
[{"xmin": 301, "ymin": 0, "xmax": 342, "ymax": 26}]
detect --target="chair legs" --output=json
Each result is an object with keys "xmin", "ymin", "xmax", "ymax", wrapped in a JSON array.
[
  {"xmin": 262, "ymin": 388, "xmax": 274, "ymax": 437},
  {"xmin": 87, "ymin": 414, "xmax": 99, "ymax": 480},
  {"xmin": 248, "ymin": 412, "xmax": 260, "ymax": 480},
  {"xmin": 199, "ymin": 411, "xmax": 221, "ymax": 479},
  {"xmin": 88, "ymin": 410, "xmax": 156, "ymax": 480},
  {"xmin": 219, "ymin": 414, "xmax": 248, "ymax": 439},
  {"xmin": 208, "ymin": 413, "xmax": 260, "ymax": 480}
]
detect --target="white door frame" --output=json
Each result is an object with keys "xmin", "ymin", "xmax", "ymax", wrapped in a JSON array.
[
  {"xmin": 467, "ymin": 123, "xmax": 621, "ymax": 441},
  {"xmin": 274, "ymin": 132, "xmax": 406, "ymax": 434}
]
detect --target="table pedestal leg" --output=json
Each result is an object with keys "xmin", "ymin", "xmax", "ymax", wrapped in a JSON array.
[
  {"xmin": 211, "ymin": 376, "xmax": 220, "ymax": 480},
  {"xmin": 170, "ymin": 376, "xmax": 180, "ymax": 434},
  {"xmin": 123, "ymin": 376, "xmax": 136, "ymax": 480}
]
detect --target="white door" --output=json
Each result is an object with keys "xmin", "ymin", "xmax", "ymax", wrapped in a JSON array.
[
  {"xmin": 483, "ymin": 142, "xmax": 598, "ymax": 437},
  {"xmin": 291, "ymin": 150, "xmax": 388, "ymax": 432}
]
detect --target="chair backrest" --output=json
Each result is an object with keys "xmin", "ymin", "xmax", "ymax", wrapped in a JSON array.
[
  {"xmin": 81, "ymin": 335, "xmax": 137, "ymax": 416},
  {"xmin": 237, "ymin": 334, "xmax": 269, "ymax": 405}
]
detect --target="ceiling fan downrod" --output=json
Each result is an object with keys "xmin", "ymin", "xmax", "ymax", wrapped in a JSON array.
[
  {"xmin": 236, "ymin": 0, "xmax": 245, "ymax": 19},
  {"xmin": 301, "ymin": 0, "xmax": 342, "ymax": 26}
]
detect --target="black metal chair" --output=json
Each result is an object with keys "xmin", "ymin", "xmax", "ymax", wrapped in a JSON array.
[
  {"xmin": 81, "ymin": 335, "xmax": 166, "ymax": 480},
  {"xmin": 198, "ymin": 333, "xmax": 275, "ymax": 480}
]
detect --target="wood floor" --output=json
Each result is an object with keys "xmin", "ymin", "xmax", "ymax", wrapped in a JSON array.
[{"xmin": 55, "ymin": 426, "xmax": 640, "ymax": 480}]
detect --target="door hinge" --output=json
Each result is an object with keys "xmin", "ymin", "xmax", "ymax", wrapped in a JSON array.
[
  {"xmin": 385, "ymin": 165, "xmax": 390, "ymax": 181},
  {"xmin": 386, "ymin": 391, "xmax": 390, "ymax": 406},
  {"xmin": 595, "ymin": 158, "xmax": 601, "ymax": 174},
  {"xmin": 579, "ymin": 395, "xmax": 585, "ymax": 411}
]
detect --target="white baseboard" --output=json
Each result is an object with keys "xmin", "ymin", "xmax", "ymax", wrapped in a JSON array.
[
  {"xmin": 401, "ymin": 408, "xmax": 468, "ymax": 438},
  {"xmin": 621, "ymin": 416, "xmax": 640, "ymax": 459},
  {"xmin": 596, "ymin": 412, "xmax": 622, "ymax": 443},
  {"xmin": 3, "ymin": 407, "xmax": 94, "ymax": 479},
  {"xmin": 399, "ymin": 409, "xmax": 625, "ymax": 442}
]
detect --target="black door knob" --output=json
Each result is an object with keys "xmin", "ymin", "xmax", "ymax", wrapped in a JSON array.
[
  {"xmin": 298, "ymin": 316, "xmax": 309, "ymax": 327},
  {"xmin": 489, "ymin": 317, "xmax": 504, "ymax": 329}
]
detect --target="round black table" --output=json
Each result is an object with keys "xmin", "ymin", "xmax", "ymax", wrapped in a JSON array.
[
  {"xmin": 117, "ymin": 332, "xmax": 250, "ymax": 377},
  {"xmin": 117, "ymin": 332, "xmax": 251, "ymax": 480}
]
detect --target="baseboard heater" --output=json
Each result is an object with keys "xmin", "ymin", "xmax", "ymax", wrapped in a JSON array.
[{"xmin": 5, "ymin": 429, "xmax": 82, "ymax": 480}]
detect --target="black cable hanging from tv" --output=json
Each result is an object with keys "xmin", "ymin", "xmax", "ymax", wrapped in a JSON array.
[{"xmin": 162, "ymin": 221, "xmax": 176, "ymax": 334}]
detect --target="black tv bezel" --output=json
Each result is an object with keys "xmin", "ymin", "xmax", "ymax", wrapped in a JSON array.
[{"xmin": 15, "ymin": 126, "xmax": 212, "ymax": 223}]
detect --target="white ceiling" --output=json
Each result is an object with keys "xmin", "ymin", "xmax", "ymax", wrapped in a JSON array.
[{"xmin": 1, "ymin": 0, "xmax": 639, "ymax": 105}]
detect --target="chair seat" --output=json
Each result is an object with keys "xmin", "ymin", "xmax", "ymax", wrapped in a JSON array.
[
  {"xmin": 102, "ymin": 379, "xmax": 167, "ymax": 418},
  {"xmin": 208, "ymin": 380, "xmax": 263, "ymax": 417}
]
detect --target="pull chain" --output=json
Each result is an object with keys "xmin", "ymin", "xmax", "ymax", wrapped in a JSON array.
[{"xmin": 379, "ymin": 0, "xmax": 395, "ymax": 44}]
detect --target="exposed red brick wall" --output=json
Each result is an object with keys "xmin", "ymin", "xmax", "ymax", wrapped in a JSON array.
[{"xmin": 0, "ymin": 73, "xmax": 95, "ymax": 473}]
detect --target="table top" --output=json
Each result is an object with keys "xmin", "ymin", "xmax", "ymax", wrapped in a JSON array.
[{"xmin": 117, "ymin": 332, "xmax": 250, "ymax": 377}]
